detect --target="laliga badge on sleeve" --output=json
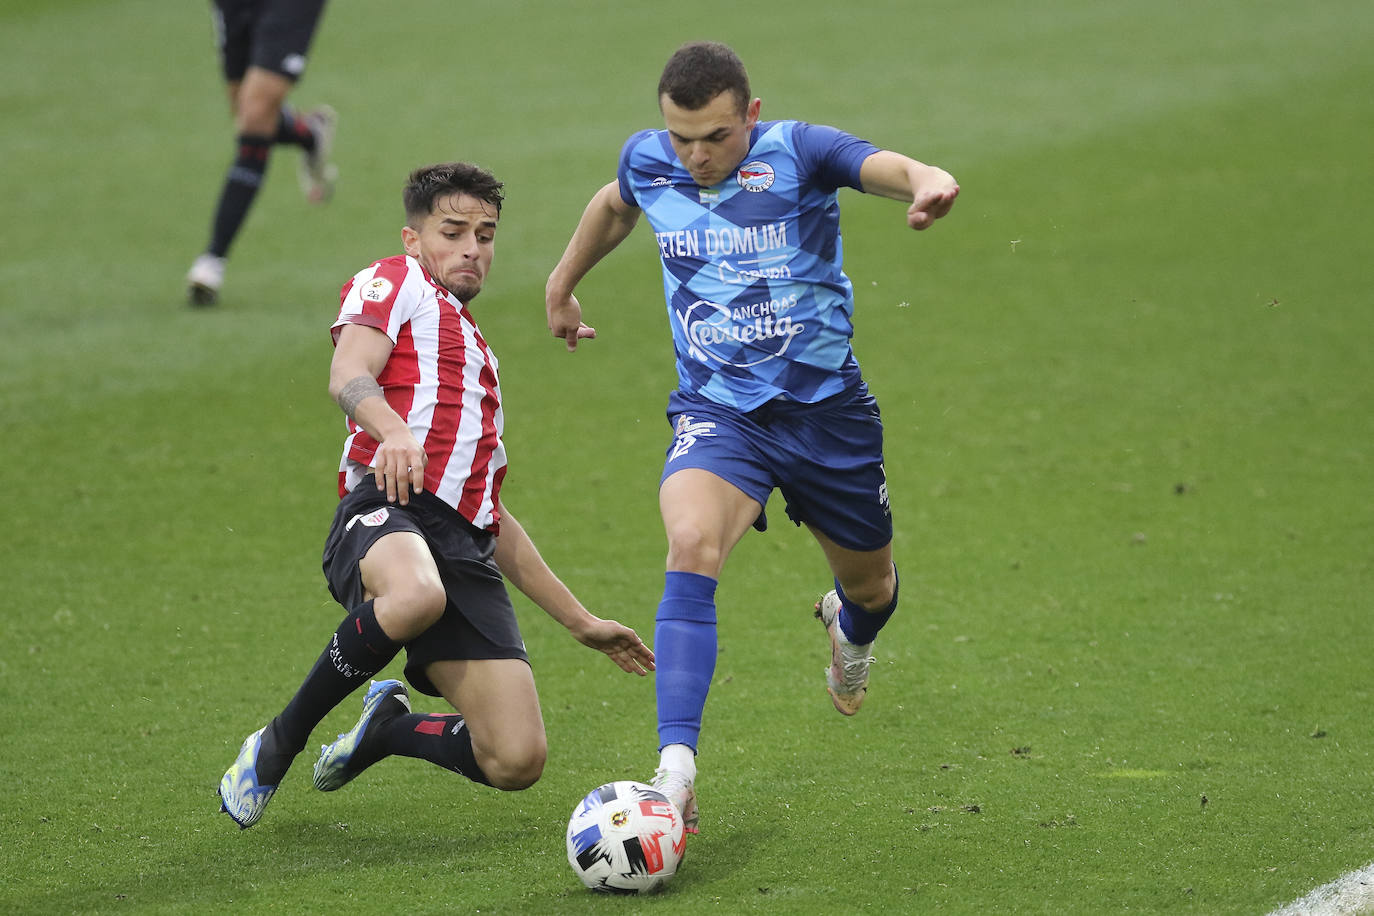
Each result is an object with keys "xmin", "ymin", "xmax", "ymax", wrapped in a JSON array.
[{"xmin": 361, "ymin": 277, "xmax": 394, "ymax": 303}]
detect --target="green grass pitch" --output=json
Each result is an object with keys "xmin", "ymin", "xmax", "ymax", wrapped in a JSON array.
[{"xmin": 2, "ymin": 1, "xmax": 1372, "ymax": 912}]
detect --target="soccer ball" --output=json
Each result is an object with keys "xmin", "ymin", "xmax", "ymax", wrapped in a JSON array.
[{"xmin": 566, "ymin": 780, "xmax": 685, "ymax": 894}]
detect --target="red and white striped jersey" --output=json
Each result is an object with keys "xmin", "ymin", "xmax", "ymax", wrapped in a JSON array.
[{"xmin": 332, "ymin": 254, "xmax": 506, "ymax": 532}]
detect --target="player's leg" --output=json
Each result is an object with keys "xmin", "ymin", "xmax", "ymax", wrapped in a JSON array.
[
  {"xmin": 778, "ymin": 388, "xmax": 898, "ymax": 715},
  {"xmin": 810, "ymin": 527, "xmax": 898, "ymax": 613},
  {"xmin": 289, "ymin": 528, "xmax": 448, "ymax": 776},
  {"xmin": 808, "ymin": 529, "xmax": 899, "ymax": 713},
  {"xmin": 422, "ymin": 657, "xmax": 548, "ymax": 790},
  {"xmin": 313, "ymin": 513, "xmax": 538, "ymax": 793},
  {"xmin": 314, "ymin": 656, "xmax": 546, "ymax": 793},
  {"xmin": 250, "ymin": 0, "xmax": 336, "ymax": 201},
  {"xmin": 188, "ymin": 65, "xmax": 293, "ymax": 305},
  {"xmin": 218, "ymin": 521, "xmax": 443, "ymax": 828},
  {"xmin": 651, "ymin": 468, "xmax": 762, "ymax": 833}
]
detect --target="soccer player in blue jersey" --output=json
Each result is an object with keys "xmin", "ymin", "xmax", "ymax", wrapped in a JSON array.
[{"xmin": 545, "ymin": 40, "xmax": 959, "ymax": 835}]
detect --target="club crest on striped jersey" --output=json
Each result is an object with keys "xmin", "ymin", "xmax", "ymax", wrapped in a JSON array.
[
  {"xmin": 737, "ymin": 160, "xmax": 775, "ymax": 192},
  {"xmin": 361, "ymin": 277, "xmax": 394, "ymax": 303}
]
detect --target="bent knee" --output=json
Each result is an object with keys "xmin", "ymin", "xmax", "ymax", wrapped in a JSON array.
[
  {"xmin": 839, "ymin": 572, "xmax": 898, "ymax": 611},
  {"xmin": 664, "ymin": 525, "xmax": 724, "ymax": 574},
  {"xmin": 484, "ymin": 744, "xmax": 547, "ymax": 791},
  {"xmin": 376, "ymin": 581, "xmax": 447, "ymax": 641}
]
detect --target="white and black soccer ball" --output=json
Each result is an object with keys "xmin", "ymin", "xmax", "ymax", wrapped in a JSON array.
[{"xmin": 566, "ymin": 780, "xmax": 685, "ymax": 894}]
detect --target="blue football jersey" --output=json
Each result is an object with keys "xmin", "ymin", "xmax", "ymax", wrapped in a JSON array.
[{"xmin": 617, "ymin": 120, "xmax": 880, "ymax": 411}]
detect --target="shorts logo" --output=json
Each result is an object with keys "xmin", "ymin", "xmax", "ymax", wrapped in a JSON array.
[
  {"xmin": 346, "ymin": 508, "xmax": 390, "ymax": 531},
  {"xmin": 361, "ymin": 277, "xmax": 394, "ymax": 303},
  {"xmin": 737, "ymin": 161, "xmax": 775, "ymax": 192},
  {"xmin": 281, "ymin": 53, "xmax": 307, "ymax": 76},
  {"xmin": 669, "ymin": 414, "xmax": 718, "ymax": 461},
  {"xmin": 878, "ymin": 464, "xmax": 890, "ymax": 516}
]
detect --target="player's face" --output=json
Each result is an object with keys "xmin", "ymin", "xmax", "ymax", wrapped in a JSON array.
[
  {"xmin": 660, "ymin": 91, "xmax": 761, "ymax": 188},
  {"xmin": 401, "ymin": 192, "xmax": 498, "ymax": 302}
]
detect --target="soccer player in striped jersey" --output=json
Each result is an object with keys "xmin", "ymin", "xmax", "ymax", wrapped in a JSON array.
[
  {"xmin": 545, "ymin": 41, "xmax": 959, "ymax": 835},
  {"xmin": 218, "ymin": 162, "xmax": 654, "ymax": 830}
]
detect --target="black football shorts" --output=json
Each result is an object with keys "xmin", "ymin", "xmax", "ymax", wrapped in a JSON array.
[
  {"xmin": 210, "ymin": 0, "xmax": 328, "ymax": 82},
  {"xmin": 321, "ymin": 478, "xmax": 529, "ymax": 698}
]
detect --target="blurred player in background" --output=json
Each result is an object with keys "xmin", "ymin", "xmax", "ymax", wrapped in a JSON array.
[
  {"xmin": 186, "ymin": 0, "xmax": 338, "ymax": 306},
  {"xmin": 218, "ymin": 162, "xmax": 654, "ymax": 829},
  {"xmin": 545, "ymin": 41, "xmax": 959, "ymax": 834}
]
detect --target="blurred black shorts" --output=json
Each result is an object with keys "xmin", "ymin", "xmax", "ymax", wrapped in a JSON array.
[{"xmin": 210, "ymin": 0, "xmax": 328, "ymax": 82}]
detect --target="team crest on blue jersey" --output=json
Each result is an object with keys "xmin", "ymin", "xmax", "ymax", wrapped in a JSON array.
[{"xmin": 736, "ymin": 161, "xmax": 775, "ymax": 192}]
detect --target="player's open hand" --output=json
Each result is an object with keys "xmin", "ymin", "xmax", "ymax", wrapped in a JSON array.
[
  {"xmin": 546, "ymin": 291, "xmax": 597, "ymax": 352},
  {"xmin": 572, "ymin": 617, "xmax": 656, "ymax": 676},
  {"xmin": 372, "ymin": 435, "xmax": 427, "ymax": 506}
]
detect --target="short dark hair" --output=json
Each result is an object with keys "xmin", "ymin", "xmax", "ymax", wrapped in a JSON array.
[
  {"xmin": 657, "ymin": 41, "xmax": 750, "ymax": 115},
  {"xmin": 403, "ymin": 162, "xmax": 504, "ymax": 225}
]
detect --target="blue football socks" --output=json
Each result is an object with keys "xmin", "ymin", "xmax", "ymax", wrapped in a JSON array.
[
  {"xmin": 654, "ymin": 571, "xmax": 719, "ymax": 751},
  {"xmin": 835, "ymin": 571, "xmax": 899, "ymax": 646}
]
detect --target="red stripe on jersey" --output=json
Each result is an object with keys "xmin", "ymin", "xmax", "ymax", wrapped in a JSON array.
[
  {"xmin": 419, "ymin": 297, "xmax": 468, "ymax": 501},
  {"xmin": 344, "ymin": 321, "xmax": 420, "ymax": 469},
  {"xmin": 382, "ymin": 319, "xmax": 420, "ymax": 423},
  {"xmin": 457, "ymin": 349, "xmax": 502, "ymax": 527},
  {"xmin": 488, "ymin": 463, "xmax": 507, "ymax": 530}
]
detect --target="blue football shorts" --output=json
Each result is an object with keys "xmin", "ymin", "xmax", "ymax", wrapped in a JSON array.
[
  {"xmin": 321, "ymin": 478, "xmax": 529, "ymax": 698},
  {"xmin": 661, "ymin": 383, "xmax": 893, "ymax": 553}
]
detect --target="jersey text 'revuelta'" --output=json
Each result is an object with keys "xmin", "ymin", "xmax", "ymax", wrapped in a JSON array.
[
  {"xmin": 617, "ymin": 120, "xmax": 879, "ymax": 411},
  {"xmin": 332, "ymin": 254, "xmax": 506, "ymax": 532}
]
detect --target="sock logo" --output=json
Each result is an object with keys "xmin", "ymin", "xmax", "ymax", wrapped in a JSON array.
[{"xmin": 328, "ymin": 634, "xmax": 372, "ymax": 680}]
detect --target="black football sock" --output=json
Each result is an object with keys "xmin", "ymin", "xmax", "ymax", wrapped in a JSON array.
[
  {"xmin": 206, "ymin": 134, "xmax": 271, "ymax": 258},
  {"xmin": 257, "ymin": 601, "xmax": 401, "ymax": 785},
  {"xmin": 273, "ymin": 106, "xmax": 317, "ymax": 152},
  {"xmin": 382, "ymin": 713, "xmax": 492, "ymax": 786}
]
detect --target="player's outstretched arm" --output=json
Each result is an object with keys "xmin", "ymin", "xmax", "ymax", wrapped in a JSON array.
[
  {"xmin": 493, "ymin": 501, "xmax": 655, "ymax": 676},
  {"xmin": 859, "ymin": 150, "xmax": 960, "ymax": 230},
  {"xmin": 545, "ymin": 181, "xmax": 642, "ymax": 351}
]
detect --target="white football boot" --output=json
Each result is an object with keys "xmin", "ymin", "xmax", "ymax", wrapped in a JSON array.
[
  {"xmin": 186, "ymin": 253, "xmax": 225, "ymax": 306},
  {"xmin": 297, "ymin": 105, "xmax": 338, "ymax": 204},
  {"xmin": 651, "ymin": 766, "xmax": 699, "ymax": 835},
  {"xmin": 815, "ymin": 590, "xmax": 875, "ymax": 716}
]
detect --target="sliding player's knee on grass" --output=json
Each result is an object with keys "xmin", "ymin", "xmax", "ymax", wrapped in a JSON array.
[
  {"xmin": 473, "ymin": 727, "xmax": 547, "ymax": 791},
  {"xmin": 438, "ymin": 658, "xmax": 548, "ymax": 790}
]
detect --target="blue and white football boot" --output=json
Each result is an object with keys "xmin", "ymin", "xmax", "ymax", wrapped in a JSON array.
[
  {"xmin": 313, "ymin": 679, "xmax": 410, "ymax": 792},
  {"xmin": 218, "ymin": 727, "xmax": 279, "ymax": 829}
]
